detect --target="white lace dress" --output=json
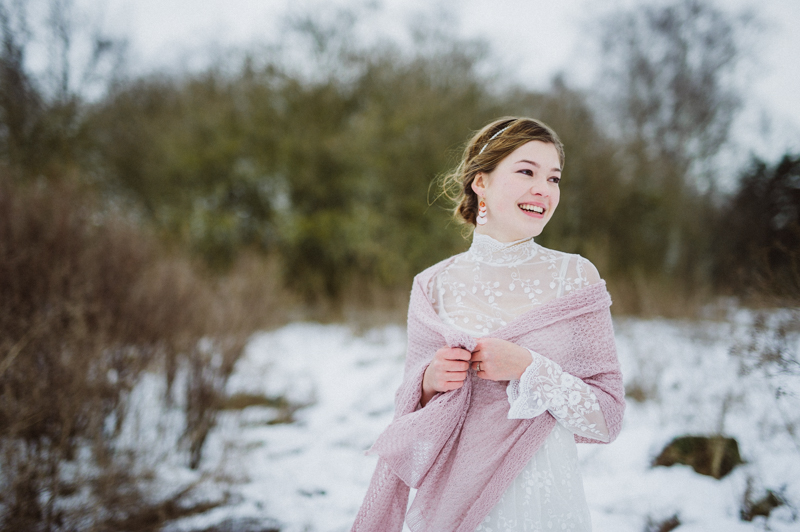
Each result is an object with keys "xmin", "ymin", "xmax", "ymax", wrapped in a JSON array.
[{"xmin": 427, "ymin": 233, "xmax": 610, "ymax": 532}]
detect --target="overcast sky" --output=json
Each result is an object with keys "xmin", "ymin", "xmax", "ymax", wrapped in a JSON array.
[{"xmin": 80, "ymin": 0, "xmax": 800, "ymax": 163}]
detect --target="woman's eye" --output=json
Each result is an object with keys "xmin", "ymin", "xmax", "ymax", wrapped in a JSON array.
[
  {"xmin": 518, "ymin": 169, "xmax": 533, "ymax": 176},
  {"xmin": 549, "ymin": 176, "xmax": 561, "ymax": 184}
]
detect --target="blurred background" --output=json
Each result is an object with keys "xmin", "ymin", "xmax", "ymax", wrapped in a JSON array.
[{"xmin": 1, "ymin": 0, "xmax": 799, "ymax": 530}]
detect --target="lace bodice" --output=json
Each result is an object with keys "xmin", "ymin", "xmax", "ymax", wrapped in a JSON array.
[
  {"xmin": 428, "ymin": 232, "xmax": 608, "ymax": 441},
  {"xmin": 431, "ymin": 233, "xmax": 597, "ymax": 335},
  {"xmin": 427, "ymin": 233, "xmax": 609, "ymax": 531}
]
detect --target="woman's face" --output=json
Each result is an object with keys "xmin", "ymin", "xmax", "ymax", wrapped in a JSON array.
[{"xmin": 471, "ymin": 140, "xmax": 561, "ymax": 242}]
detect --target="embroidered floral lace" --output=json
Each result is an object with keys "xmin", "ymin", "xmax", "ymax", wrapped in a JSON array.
[{"xmin": 427, "ymin": 232, "xmax": 610, "ymax": 531}]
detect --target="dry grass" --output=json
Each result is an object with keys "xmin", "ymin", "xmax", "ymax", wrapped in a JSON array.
[
  {"xmin": 221, "ymin": 393, "xmax": 291, "ymax": 410},
  {"xmin": 0, "ymin": 175, "xmax": 289, "ymax": 530},
  {"xmin": 606, "ymin": 272, "xmax": 714, "ymax": 319}
]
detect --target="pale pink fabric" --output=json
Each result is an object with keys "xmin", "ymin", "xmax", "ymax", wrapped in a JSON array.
[{"xmin": 352, "ymin": 256, "xmax": 625, "ymax": 532}]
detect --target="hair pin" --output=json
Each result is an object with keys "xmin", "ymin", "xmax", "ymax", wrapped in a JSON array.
[{"xmin": 478, "ymin": 125, "xmax": 511, "ymax": 155}]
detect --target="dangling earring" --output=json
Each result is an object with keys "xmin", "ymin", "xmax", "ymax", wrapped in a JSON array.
[{"xmin": 476, "ymin": 198, "xmax": 488, "ymax": 225}]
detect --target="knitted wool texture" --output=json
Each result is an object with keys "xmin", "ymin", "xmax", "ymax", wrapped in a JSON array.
[{"xmin": 352, "ymin": 258, "xmax": 625, "ymax": 532}]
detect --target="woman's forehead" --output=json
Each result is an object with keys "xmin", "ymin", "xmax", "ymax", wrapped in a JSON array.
[{"xmin": 503, "ymin": 141, "xmax": 561, "ymax": 170}]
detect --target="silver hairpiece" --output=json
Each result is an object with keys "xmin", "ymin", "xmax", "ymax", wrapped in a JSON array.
[{"xmin": 478, "ymin": 125, "xmax": 511, "ymax": 155}]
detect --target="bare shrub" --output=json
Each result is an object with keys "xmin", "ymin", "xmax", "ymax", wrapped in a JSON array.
[
  {"xmin": 0, "ymin": 175, "xmax": 283, "ymax": 530},
  {"xmin": 731, "ymin": 309, "xmax": 800, "ymax": 453},
  {"xmin": 740, "ymin": 477, "xmax": 787, "ymax": 522}
]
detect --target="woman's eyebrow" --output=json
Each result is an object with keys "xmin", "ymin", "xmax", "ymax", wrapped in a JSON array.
[{"xmin": 516, "ymin": 159, "xmax": 561, "ymax": 172}]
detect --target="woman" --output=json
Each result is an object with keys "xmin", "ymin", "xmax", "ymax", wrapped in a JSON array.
[{"xmin": 353, "ymin": 117, "xmax": 625, "ymax": 532}]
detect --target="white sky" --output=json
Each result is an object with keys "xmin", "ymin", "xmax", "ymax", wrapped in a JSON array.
[{"xmin": 78, "ymin": 0, "xmax": 800, "ymax": 162}]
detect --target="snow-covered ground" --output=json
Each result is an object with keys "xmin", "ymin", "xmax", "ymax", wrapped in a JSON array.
[{"xmin": 158, "ymin": 313, "xmax": 800, "ymax": 532}]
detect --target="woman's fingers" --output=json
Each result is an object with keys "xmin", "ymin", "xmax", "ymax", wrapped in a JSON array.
[
  {"xmin": 443, "ymin": 347, "xmax": 471, "ymax": 361},
  {"xmin": 426, "ymin": 347, "xmax": 472, "ymax": 392},
  {"xmin": 445, "ymin": 359, "xmax": 470, "ymax": 371},
  {"xmin": 444, "ymin": 370, "xmax": 468, "ymax": 383},
  {"xmin": 470, "ymin": 344, "xmax": 487, "ymax": 377},
  {"xmin": 433, "ymin": 370, "xmax": 467, "ymax": 390},
  {"xmin": 440, "ymin": 379, "xmax": 466, "ymax": 391},
  {"xmin": 438, "ymin": 361, "xmax": 468, "ymax": 381},
  {"xmin": 471, "ymin": 340, "xmax": 501, "ymax": 378},
  {"xmin": 427, "ymin": 345, "xmax": 496, "ymax": 393},
  {"xmin": 472, "ymin": 362, "xmax": 488, "ymax": 379},
  {"xmin": 469, "ymin": 338, "xmax": 533, "ymax": 381}
]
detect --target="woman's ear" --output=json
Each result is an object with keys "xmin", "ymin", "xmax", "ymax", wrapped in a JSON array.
[{"xmin": 471, "ymin": 172, "xmax": 487, "ymax": 197}]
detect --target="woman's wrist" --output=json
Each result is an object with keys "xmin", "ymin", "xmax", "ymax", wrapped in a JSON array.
[
  {"xmin": 513, "ymin": 345, "xmax": 534, "ymax": 379},
  {"xmin": 420, "ymin": 365, "xmax": 437, "ymax": 407}
]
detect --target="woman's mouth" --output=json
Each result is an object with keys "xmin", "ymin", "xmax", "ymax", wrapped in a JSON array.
[{"xmin": 519, "ymin": 203, "xmax": 546, "ymax": 217}]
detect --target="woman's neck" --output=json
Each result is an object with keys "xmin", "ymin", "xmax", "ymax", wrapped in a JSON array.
[{"xmin": 473, "ymin": 225, "xmax": 537, "ymax": 244}]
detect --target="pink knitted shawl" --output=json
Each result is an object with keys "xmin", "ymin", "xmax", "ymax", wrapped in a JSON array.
[{"xmin": 352, "ymin": 257, "xmax": 625, "ymax": 532}]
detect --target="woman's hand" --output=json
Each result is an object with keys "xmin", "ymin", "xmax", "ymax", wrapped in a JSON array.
[
  {"xmin": 420, "ymin": 347, "xmax": 471, "ymax": 407},
  {"xmin": 470, "ymin": 338, "xmax": 532, "ymax": 381}
]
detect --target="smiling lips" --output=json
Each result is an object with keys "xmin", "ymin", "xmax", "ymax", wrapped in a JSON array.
[{"xmin": 519, "ymin": 203, "xmax": 546, "ymax": 217}]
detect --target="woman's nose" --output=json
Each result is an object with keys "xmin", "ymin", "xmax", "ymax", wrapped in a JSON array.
[{"xmin": 530, "ymin": 178, "xmax": 549, "ymax": 196}]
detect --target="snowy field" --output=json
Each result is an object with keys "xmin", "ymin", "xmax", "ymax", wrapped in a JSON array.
[{"xmin": 152, "ymin": 312, "xmax": 800, "ymax": 532}]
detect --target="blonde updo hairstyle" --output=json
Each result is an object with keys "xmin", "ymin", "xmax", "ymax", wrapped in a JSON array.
[{"xmin": 441, "ymin": 117, "xmax": 565, "ymax": 226}]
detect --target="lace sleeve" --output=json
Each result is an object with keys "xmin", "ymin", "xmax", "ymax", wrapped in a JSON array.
[{"xmin": 507, "ymin": 349, "xmax": 610, "ymax": 442}]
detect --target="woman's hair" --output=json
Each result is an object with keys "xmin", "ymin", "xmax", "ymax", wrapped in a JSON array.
[{"xmin": 440, "ymin": 117, "xmax": 564, "ymax": 226}]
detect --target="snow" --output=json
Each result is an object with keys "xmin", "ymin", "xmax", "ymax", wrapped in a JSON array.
[{"xmin": 154, "ymin": 315, "xmax": 800, "ymax": 531}]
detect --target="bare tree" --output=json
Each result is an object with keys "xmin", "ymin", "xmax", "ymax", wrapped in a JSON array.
[
  {"xmin": 597, "ymin": 0, "xmax": 754, "ymax": 189},
  {"xmin": 0, "ymin": 0, "xmax": 125, "ymax": 175},
  {"xmin": 589, "ymin": 0, "xmax": 756, "ymax": 288},
  {"xmin": 0, "ymin": 0, "xmax": 42, "ymax": 169}
]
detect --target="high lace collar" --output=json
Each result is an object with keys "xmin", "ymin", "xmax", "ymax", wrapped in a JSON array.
[{"xmin": 465, "ymin": 232, "xmax": 540, "ymax": 265}]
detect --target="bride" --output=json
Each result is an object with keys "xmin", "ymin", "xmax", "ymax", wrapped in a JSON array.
[{"xmin": 353, "ymin": 117, "xmax": 625, "ymax": 532}]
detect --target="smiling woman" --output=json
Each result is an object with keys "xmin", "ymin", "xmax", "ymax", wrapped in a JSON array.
[
  {"xmin": 471, "ymin": 138, "xmax": 562, "ymax": 242},
  {"xmin": 352, "ymin": 117, "xmax": 625, "ymax": 532}
]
